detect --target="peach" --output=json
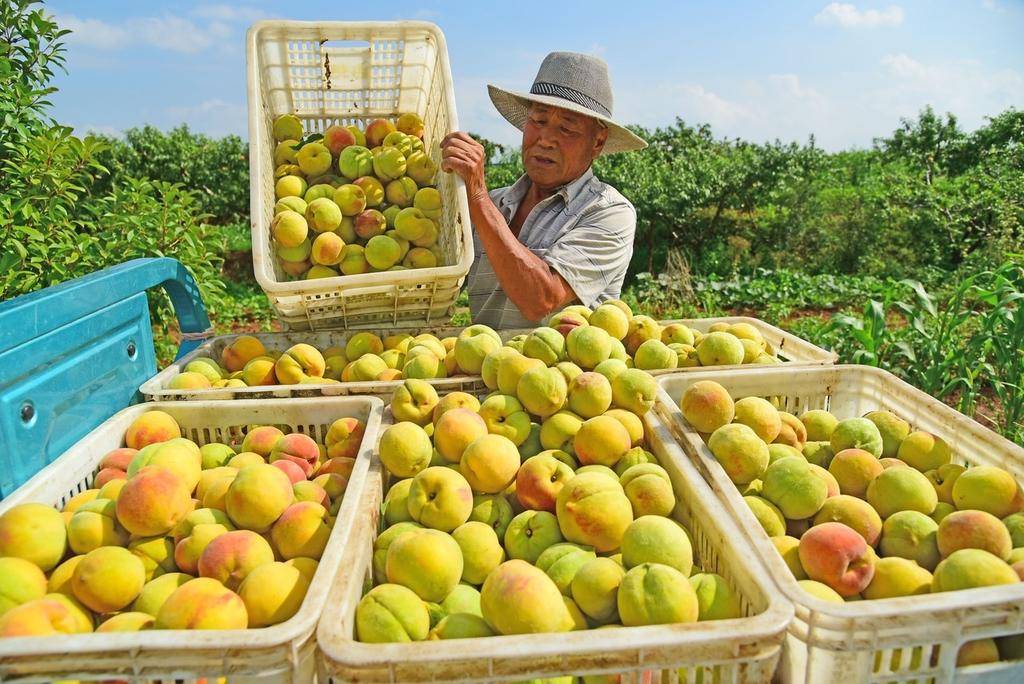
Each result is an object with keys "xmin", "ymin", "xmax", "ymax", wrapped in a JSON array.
[
  {"xmin": 536, "ymin": 543, "xmax": 596, "ymax": 595},
  {"xmin": 132, "ymin": 572, "xmax": 191, "ymax": 616},
  {"xmin": 365, "ymin": 118, "xmax": 396, "ymax": 148},
  {"xmin": 386, "ymin": 528, "xmax": 463, "ymax": 602},
  {"xmin": 406, "ymin": 151, "xmax": 437, "ymax": 187},
  {"xmin": 556, "ymin": 472, "xmax": 634, "ymax": 553},
  {"xmin": 241, "ymin": 426, "xmax": 285, "ymax": 458},
  {"xmin": 275, "ymin": 344, "xmax": 326, "ymax": 384},
  {"xmin": 271, "ymin": 501, "xmax": 331, "ymax": 560},
  {"xmin": 573, "ymin": 415, "xmax": 632, "ymax": 468},
  {"xmin": 338, "ymin": 144, "xmax": 373, "ymax": 180},
  {"xmin": 68, "ymin": 498, "xmax": 128, "ymax": 554},
  {"xmin": 733, "ymin": 397, "xmax": 782, "ymax": 443},
  {"xmin": 880, "ymin": 511, "xmax": 941, "ymax": 571},
  {"xmin": 407, "ymin": 467, "xmax": 474, "ymax": 532},
  {"xmin": 813, "ymin": 495, "xmax": 882, "ymax": 546},
  {"xmin": 242, "ymin": 356, "xmax": 278, "ymax": 385},
  {"xmin": 0, "ymin": 557, "xmax": 47, "ymax": 617},
  {"xmin": 383, "ymin": 479, "xmax": 414, "ymax": 526},
  {"xmin": 798, "ymin": 579, "xmax": 844, "ymax": 603},
  {"xmin": 774, "ymin": 412, "xmax": 808, "ymax": 449},
  {"xmin": 695, "ymin": 332, "xmax": 744, "ymax": 366},
  {"xmin": 828, "ymin": 448, "xmax": 883, "ymax": 498},
  {"xmin": 622, "ymin": 315, "xmax": 660, "ymax": 354},
  {"xmin": 957, "ymin": 638, "xmax": 1000, "ymax": 666},
  {"xmin": 762, "ymin": 457, "xmax": 828, "ymax": 520},
  {"xmin": 480, "ymin": 560, "xmax": 574, "ymax": 634},
  {"xmin": 127, "ymin": 535, "xmax": 176, "ymax": 581},
  {"xmin": 323, "ymin": 123, "xmax": 357, "ymax": 155},
  {"xmin": 372, "ymin": 522, "xmax": 422, "ymax": 584},
  {"xmin": 238, "ymin": 561, "xmax": 310, "ymax": 627},
  {"xmin": 432, "ymin": 392, "xmax": 480, "ymax": 423},
  {"xmin": 310, "ymin": 232, "xmax": 344, "ymax": 267},
  {"xmin": 125, "ymin": 410, "xmax": 181, "ymax": 450},
  {"xmin": 385, "ymin": 176, "xmax": 417, "ymax": 206},
  {"xmin": 271, "ymin": 459, "xmax": 306, "ymax": 484},
  {"xmin": 326, "ymin": 416, "xmax": 366, "ymax": 459},
  {"xmin": 937, "ymin": 510, "xmax": 1012, "ymax": 560},
  {"xmin": 768, "ymin": 443, "xmax": 802, "ymax": 465},
  {"xmin": 365, "ymin": 234, "xmax": 403, "ymax": 270},
  {"xmin": 521, "ymin": 326, "xmax": 566, "ymax": 365},
  {"xmin": 708, "ymin": 423, "xmax": 770, "ymax": 485},
  {"xmin": 272, "ymin": 209, "xmax": 309, "ymax": 247},
  {"xmin": 116, "ymin": 467, "xmax": 192, "ymax": 537},
  {"xmin": 174, "ymin": 523, "xmax": 231, "ymax": 574},
  {"xmin": 565, "ymin": 372, "xmax": 612, "ymax": 419},
  {"xmin": 931, "ymin": 502, "xmax": 956, "ymax": 524},
  {"xmin": 353, "ymin": 175, "xmax": 385, "ymax": 207},
  {"xmin": 356, "ymin": 583, "xmax": 430, "ymax": 643},
  {"xmin": 633, "ymin": 339, "xmax": 677, "ymax": 370},
  {"xmin": 801, "ymin": 410, "xmax": 839, "ymax": 442},
  {"xmin": 101, "ymin": 446, "xmax": 137, "ymax": 473},
  {"xmin": 275, "ymin": 175, "xmax": 308, "ymax": 201},
  {"xmin": 428, "ymin": 613, "xmax": 494, "ymax": 640},
  {"xmin": 864, "ymin": 410, "xmax": 911, "ymax": 458},
  {"xmin": 952, "ymin": 466, "xmax": 1023, "ymax": 518},
  {"xmin": 897, "ymin": 431, "xmax": 950, "ymax": 471},
  {"xmin": 566, "ymin": 326, "xmax": 613, "ymax": 370},
  {"xmin": 433, "ymin": 408, "xmax": 487, "ymax": 465},
  {"xmin": 94, "ymin": 611, "xmax": 154, "ymax": 633},
  {"xmin": 932, "ymin": 549, "xmax": 1019, "ymax": 592},
  {"xmin": 479, "ymin": 394, "xmax": 532, "ymax": 446},
  {"xmin": 228, "ymin": 452, "xmax": 265, "ymax": 469},
  {"xmin": 620, "ymin": 464, "xmax": 675, "ymax": 518},
  {"xmin": 71, "ymin": 546, "xmax": 145, "ymax": 613},
  {"xmin": 470, "ymin": 494, "xmax": 514, "ymax": 539},
  {"xmin": 618, "ymin": 563, "xmax": 698, "ymax": 626},
  {"xmin": 379, "ymin": 421, "xmax": 433, "ymax": 477},
  {"xmin": 771, "ymin": 535, "xmax": 807, "ymax": 580},
  {"xmin": 198, "ymin": 529, "xmax": 275, "ymax": 591},
  {"xmin": 155, "ymin": 577, "xmax": 248, "ymax": 630},
  {"xmin": 621, "ymin": 516, "xmax": 692, "ymax": 575},
  {"xmin": 452, "ymin": 521, "xmax": 506, "ymax": 585},
  {"xmin": 517, "ymin": 454, "xmax": 575, "ymax": 513},
  {"xmin": 168, "ymin": 371, "xmax": 212, "ymax": 390},
  {"xmin": 198, "ymin": 443, "xmax": 235, "ymax": 470},
  {"xmin": 504, "ymin": 510, "xmax": 564, "ymax": 563},
  {"xmin": 0, "ymin": 503, "xmax": 67, "ymax": 572},
  {"xmin": 746, "ymin": 496, "xmax": 786, "ymax": 536},
  {"xmin": 830, "ymin": 418, "xmax": 883, "ymax": 458},
  {"xmin": 354, "ymin": 208, "xmax": 386, "ymax": 240},
  {"xmin": 867, "ymin": 467, "xmax": 937, "ymax": 518},
  {"xmin": 689, "ymin": 572, "xmax": 741, "ymax": 621},
  {"xmin": 516, "ymin": 366, "xmax": 568, "ymax": 419},
  {"xmin": 540, "ymin": 410, "xmax": 584, "ymax": 453},
  {"xmin": 570, "ymin": 557, "xmax": 625, "ymax": 624},
  {"xmin": 269, "ymin": 432, "xmax": 320, "ymax": 476},
  {"xmin": 392, "ymin": 378, "xmax": 440, "ymax": 426},
  {"xmin": 0, "ymin": 597, "xmax": 85, "ymax": 636},
  {"xmin": 128, "ymin": 439, "xmax": 202, "ymax": 491},
  {"xmin": 606, "ymin": 409, "xmax": 645, "ymax": 449},
  {"xmin": 862, "ymin": 557, "xmax": 933, "ymax": 599},
  {"xmin": 495, "ymin": 351, "xmax": 545, "ymax": 396},
  {"xmin": 305, "ymin": 196, "xmax": 342, "ymax": 233},
  {"xmin": 548, "ymin": 311, "xmax": 588, "ymax": 338},
  {"xmin": 799, "ymin": 522, "xmax": 876, "ymax": 597},
  {"xmin": 297, "ymin": 141, "xmax": 332, "ymax": 176},
  {"xmin": 925, "ymin": 463, "xmax": 965, "ymax": 505}
]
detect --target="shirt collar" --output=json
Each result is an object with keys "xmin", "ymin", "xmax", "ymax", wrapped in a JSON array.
[{"xmin": 499, "ymin": 167, "xmax": 596, "ymax": 213}]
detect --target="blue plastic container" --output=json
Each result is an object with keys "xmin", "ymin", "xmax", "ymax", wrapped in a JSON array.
[{"xmin": 0, "ymin": 258, "xmax": 211, "ymax": 496}]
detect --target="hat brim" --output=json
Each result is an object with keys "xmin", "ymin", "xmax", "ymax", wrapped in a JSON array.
[{"xmin": 487, "ymin": 85, "xmax": 647, "ymax": 155}]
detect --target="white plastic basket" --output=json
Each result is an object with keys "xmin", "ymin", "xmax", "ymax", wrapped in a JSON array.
[
  {"xmin": 655, "ymin": 365, "xmax": 1024, "ymax": 684},
  {"xmin": 649, "ymin": 316, "xmax": 837, "ymax": 375},
  {"xmin": 0, "ymin": 396, "xmax": 384, "ymax": 683},
  {"xmin": 247, "ymin": 21, "xmax": 472, "ymax": 330},
  {"xmin": 140, "ymin": 326, "xmax": 531, "ymax": 402},
  {"xmin": 314, "ymin": 403, "xmax": 792, "ymax": 683}
]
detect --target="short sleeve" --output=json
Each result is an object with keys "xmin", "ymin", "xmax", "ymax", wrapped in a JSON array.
[{"xmin": 541, "ymin": 202, "xmax": 636, "ymax": 308}]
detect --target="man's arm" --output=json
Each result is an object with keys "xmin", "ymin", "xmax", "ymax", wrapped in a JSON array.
[{"xmin": 441, "ymin": 132, "xmax": 576, "ymax": 322}]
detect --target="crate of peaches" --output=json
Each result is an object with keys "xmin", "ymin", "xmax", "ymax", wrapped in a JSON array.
[
  {"xmin": 314, "ymin": 360, "xmax": 792, "ymax": 681},
  {"xmin": 657, "ymin": 365, "xmax": 1024, "ymax": 683},
  {"xmin": 248, "ymin": 21, "xmax": 472, "ymax": 330},
  {"xmin": 0, "ymin": 396, "xmax": 382, "ymax": 682}
]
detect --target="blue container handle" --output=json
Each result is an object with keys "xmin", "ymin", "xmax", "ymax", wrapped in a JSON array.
[{"xmin": 0, "ymin": 258, "xmax": 213, "ymax": 496}]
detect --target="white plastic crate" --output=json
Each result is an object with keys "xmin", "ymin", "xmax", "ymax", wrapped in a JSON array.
[
  {"xmin": 314, "ymin": 403, "xmax": 792, "ymax": 683},
  {"xmin": 0, "ymin": 396, "xmax": 384, "ymax": 683},
  {"xmin": 141, "ymin": 326, "xmax": 529, "ymax": 402},
  {"xmin": 649, "ymin": 316, "xmax": 837, "ymax": 375},
  {"xmin": 655, "ymin": 365, "xmax": 1024, "ymax": 684},
  {"xmin": 247, "ymin": 21, "xmax": 472, "ymax": 330}
]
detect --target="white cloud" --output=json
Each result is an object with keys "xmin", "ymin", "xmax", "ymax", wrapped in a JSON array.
[
  {"xmin": 55, "ymin": 7, "xmax": 259, "ymax": 54},
  {"xmin": 814, "ymin": 3, "xmax": 904, "ymax": 28}
]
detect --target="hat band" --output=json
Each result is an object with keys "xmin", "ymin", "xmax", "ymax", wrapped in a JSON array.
[{"xmin": 529, "ymin": 82, "xmax": 612, "ymax": 118}]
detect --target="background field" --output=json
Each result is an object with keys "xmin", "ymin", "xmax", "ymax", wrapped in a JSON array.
[{"xmin": 2, "ymin": 3, "xmax": 1022, "ymax": 445}]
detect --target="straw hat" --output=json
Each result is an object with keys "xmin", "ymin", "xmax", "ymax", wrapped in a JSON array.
[{"xmin": 487, "ymin": 51, "xmax": 647, "ymax": 155}]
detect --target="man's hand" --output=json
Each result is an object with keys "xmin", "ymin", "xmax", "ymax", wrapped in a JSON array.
[{"xmin": 441, "ymin": 131, "xmax": 488, "ymax": 203}]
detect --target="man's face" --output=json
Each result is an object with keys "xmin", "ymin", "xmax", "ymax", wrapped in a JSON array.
[{"xmin": 522, "ymin": 104, "xmax": 608, "ymax": 190}]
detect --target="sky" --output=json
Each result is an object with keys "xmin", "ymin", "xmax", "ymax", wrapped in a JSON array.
[{"xmin": 48, "ymin": 1, "xmax": 1024, "ymax": 151}]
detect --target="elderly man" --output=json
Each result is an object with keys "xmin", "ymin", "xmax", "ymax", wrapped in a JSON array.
[{"xmin": 440, "ymin": 51, "xmax": 646, "ymax": 329}]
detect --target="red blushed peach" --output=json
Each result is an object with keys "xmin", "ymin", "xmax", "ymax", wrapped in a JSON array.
[
  {"xmin": 95, "ymin": 468, "xmax": 127, "ymax": 488},
  {"xmin": 799, "ymin": 522, "xmax": 875, "ymax": 597},
  {"xmin": 326, "ymin": 417, "xmax": 365, "ymax": 459},
  {"xmin": 317, "ymin": 457, "xmax": 355, "ymax": 481},
  {"xmin": 516, "ymin": 453, "xmax": 576, "ymax": 512},
  {"xmin": 241, "ymin": 426, "xmax": 286, "ymax": 459},
  {"xmin": 197, "ymin": 530, "xmax": 275, "ymax": 591},
  {"xmin": 101, "ymin": 447, "xmax": 137, "ymax": 472},
  {"xmin": 272, "ymin": 459, "xmax": 307, "ymax": 485},
  {"xmin": 125, "ymin": 411, "xmax": 181, "ymax": 450},
  {"xmin": 269, "ymin": 433, "xmax": 319, "ymax": 476},
  {"xmin": 323, "ymin": 124, "xmax": 357, "ymax": 156}
]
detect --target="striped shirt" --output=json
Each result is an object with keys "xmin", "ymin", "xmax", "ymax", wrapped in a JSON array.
[{"xmin": 467, "ymin": 167, "xmax": 637, "ymax": 329}]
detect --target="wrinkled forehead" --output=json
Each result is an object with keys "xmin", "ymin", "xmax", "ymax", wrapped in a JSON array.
[{"xmin": 528, "ymin": 102, "xmax": 605, "ymax": 129}]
